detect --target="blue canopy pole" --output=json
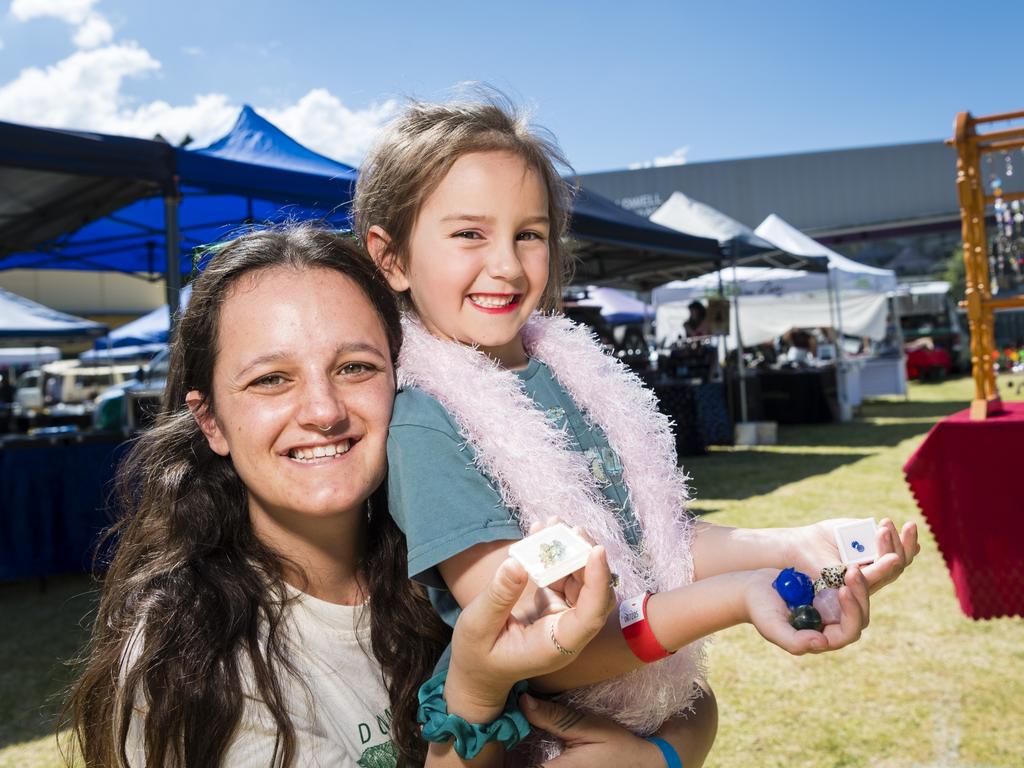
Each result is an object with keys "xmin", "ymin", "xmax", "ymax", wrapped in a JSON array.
[{"xmin": 164, "ymin": 179, "xmax": 181, "ymax": 320}]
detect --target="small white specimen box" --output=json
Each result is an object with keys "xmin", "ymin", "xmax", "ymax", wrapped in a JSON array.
[{"xmin": 508, "ymin": 522, "xmax": 594, "ymax": 588}]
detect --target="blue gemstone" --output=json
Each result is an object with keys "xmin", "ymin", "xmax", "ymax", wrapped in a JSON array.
[
  {"xmin": 852, "ymin": 541, "xmax": 865, "ymax": 553},
  {"xmin": 772, "ymin": 567, "xmax": 815, "ymax": 610}
]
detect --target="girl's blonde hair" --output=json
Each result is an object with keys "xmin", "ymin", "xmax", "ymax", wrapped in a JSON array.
[{"xmin": 353, "ymin": 90, "xmax": 575, "ymax": 311}]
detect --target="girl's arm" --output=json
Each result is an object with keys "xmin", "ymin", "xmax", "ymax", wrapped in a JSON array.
[
  {"xmin": 439, "ymin": 540, "xmax": 870, "ymax": 693},
  {"xmin": 690, "ymin": 518, "xmax": 919, "ymax": 594}
]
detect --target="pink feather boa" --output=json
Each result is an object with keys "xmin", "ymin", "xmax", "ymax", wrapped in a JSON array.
[{"xmin": 397, "ymin": 313, "xmax": 706, "ymax": 734}]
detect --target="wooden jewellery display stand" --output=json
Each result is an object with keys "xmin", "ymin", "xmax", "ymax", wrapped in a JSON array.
[{"xmin": 950, "ymin": 110, "xmax": 1024, "ymax": 419}]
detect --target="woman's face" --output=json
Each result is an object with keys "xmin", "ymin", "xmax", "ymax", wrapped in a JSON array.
[{"xmin": 190, "ymin": 266, "xmax": 395, "ymax": 530}]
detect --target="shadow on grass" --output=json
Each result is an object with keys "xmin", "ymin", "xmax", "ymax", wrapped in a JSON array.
[
  {"xmin": 776, "ymin": 420, "xmax": 937, "ymax": 448},
  {"xmin": 857, "ymin": 399, "xmax": 968, "ymax": 420},
  {"xmin": 0, "ymin": 574, "xmax": 96, "ymax": 750},
  {"xmin": 684, "ymin": 449, "xmax": 873, "ymax": 501}
]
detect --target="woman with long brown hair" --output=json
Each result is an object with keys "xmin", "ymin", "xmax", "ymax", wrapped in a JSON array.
[{"xmin": 63, "ymin": 225, "xmax": 620, "ymax": 767}]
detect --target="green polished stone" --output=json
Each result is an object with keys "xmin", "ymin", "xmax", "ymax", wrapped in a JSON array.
[{"xmin": 790, "ymin": 605, "xmax": 824, "ymax": 632}]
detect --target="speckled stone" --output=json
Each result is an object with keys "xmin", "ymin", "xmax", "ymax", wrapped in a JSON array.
[
  {"xmin": 790, "ymin": 604, "xmax": 824, "ymax": 631},
  {"xmin": 812, "ymin": 588, "xmax": 842, "ymax": 625},
  {"xmin": 817, "ymin": 564, "xmax": 847, "ymax": 591},
  {"xmin": 773, "ymin": 567, "xmax": 815, "ymax": 610}
]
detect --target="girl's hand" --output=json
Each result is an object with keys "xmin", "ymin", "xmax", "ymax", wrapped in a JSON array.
[
  {"xmin": 744, "ymin": 565, "xmax": 870, "ymax": 655},
  {"xmin": 519, "ymin": 694, "xmax": 667, "ymax": 767},
  {"xmin": 446, "ymin": 547, "xmax": 616, "ymax": 715},
  {"xmin": 788, "ymin": 518, "xmax": 919, "ymax": 595}
]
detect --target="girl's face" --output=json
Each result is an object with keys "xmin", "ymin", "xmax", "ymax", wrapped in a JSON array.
[
  {"xmin": 381, "ymin": 150, "xmax": 550, "ymax": 368},
  {"xmin": 190, "ymin": 266, "xmax": 395, "ymax": 533}
]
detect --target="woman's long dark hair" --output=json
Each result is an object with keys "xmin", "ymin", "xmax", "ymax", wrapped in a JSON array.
[{"xmin": 64, "ymin": 225, "xmax": 451, "ymax": 766}]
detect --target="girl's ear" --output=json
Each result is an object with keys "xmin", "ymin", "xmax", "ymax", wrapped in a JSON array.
[
  {"xmin": 185, "ymin": 390, "xmax": 229, "ymax": 457},
  {"xmin": 366, "ymin": 225, "xmax": 410, "ymax": 293}
]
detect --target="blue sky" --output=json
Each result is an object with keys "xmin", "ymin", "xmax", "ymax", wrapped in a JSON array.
[{"xmin": 0, "ymin": 0, "xmax": 1018, "ymax": 173}]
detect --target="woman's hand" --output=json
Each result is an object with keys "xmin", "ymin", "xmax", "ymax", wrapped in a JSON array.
[
  {"xmin": 744, "ymin": 565, "xmax": 870, "ymax": 655},
  {"xmin": 519, "ymin": 694, "xmax": 666, "ymax": 767},
  {"xmin": 445, "ymin": 546, "xmax": 616, "ymax": 720},
  {"xmin": 787, "ymin": 517, "xmax": 919, "ymax": 594}
]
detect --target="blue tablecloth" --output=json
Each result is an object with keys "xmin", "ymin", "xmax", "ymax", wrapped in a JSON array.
[{"xmin": 0, "ymin": 434, "xmax": 126, "ymax": 581}]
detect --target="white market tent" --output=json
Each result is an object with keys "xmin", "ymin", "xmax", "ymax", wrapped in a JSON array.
[
  {"xmin": 653, "ymin": 213, "xmax": 905, "ymax": 410},
  {"xmin": 0, "ymin": 287, "xmax": 106, "ymax": 344},
  {"xmin": 570, "ymin": 286, "xmax": 651, "ymax": 325},
  {"xmin": 652, "ymin": 267, "xmax": 891, "ymax": 347},
  {"xmin": 755, "ymin": 214, "xmax": 897, "ymax": 293}
]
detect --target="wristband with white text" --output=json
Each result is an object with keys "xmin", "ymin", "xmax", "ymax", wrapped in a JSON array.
[{"xmin": 619, "ymin": 592, "xmax": 674, "ymax": 663}]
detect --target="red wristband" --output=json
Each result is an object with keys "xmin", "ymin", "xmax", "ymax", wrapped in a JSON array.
[{"xmin": 619, "ymin": 592, "xmax": 674, "ymax": 663}]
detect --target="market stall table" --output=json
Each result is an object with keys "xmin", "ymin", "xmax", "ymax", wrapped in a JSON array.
[
  {"xmin": 903, "ymin": 402, "xmax": 1024, "ymax": 619},
  {"xmin": 756, "ymin": 367, "xmax": 838, "ymax": 424},
  {"xmin": 0, "ymin": 432, "xmax": 125, "ymax": 581}
]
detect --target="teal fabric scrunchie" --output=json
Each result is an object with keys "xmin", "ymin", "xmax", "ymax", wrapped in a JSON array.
[{"xmin": 417, "ymin": 672, "xmax": 531, "ymax": 759}]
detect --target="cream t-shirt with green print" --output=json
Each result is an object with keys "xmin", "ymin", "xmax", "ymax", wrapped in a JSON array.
[{"xmin": 126, "ymin": 588, "xmax": 398, "ymax": 768}]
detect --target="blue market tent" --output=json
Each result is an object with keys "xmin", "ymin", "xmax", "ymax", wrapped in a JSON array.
[
  {"xmin": 0, "ymin": 286, "xmax": 106, "ymax": 343},
  {"xmin": 89, "ymin": 284, "xmax": 191, "ymax": 351},
  {"xmin": 0, "ymin": 107, "xmax": 357, "ymax": 281},
  {"xmin": 0, "ymin": 119, "xmax": 174, "ymax": 261},
  {"xmin": 95, "ymin": 303, "xmax": 169, "ymax": 348},
  {"xmin": 569, "ymin": 188, "xmax": 721, "ymax": 289},
  {"xmin": 1, "ymin": 108, "xmax": 721, "ymax": 295}
]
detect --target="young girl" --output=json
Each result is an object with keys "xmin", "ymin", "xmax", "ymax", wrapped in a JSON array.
[
  {"xmin": 355, "ymin": 95, "xmax": 918, "ymax": 760},
  {"xmin": 63, "ymin": 226, "xmax": 644, "ymax": 768}
]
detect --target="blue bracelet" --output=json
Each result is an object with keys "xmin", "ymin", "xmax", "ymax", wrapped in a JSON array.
[
  {"xmin": 646, "ymin": 735, "xmax": 684, "ymax": 768},
  {"xmin": 417, "ymin": 672, "xmax": 531, "ymax": 759}
]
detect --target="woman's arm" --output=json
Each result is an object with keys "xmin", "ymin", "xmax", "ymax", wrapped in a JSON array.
[{"xmin": 519, "ymin": 683, "xmax": 717, "ymax": 768}]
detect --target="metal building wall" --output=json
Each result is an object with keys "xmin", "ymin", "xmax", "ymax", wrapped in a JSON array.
[{"xmin": 577, "ymin": 140, "xmax": 974, "ymax": 236}]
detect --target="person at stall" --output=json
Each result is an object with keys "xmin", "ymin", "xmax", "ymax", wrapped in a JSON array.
[
  {"xmin": 64, "ymin": 226, "xmax": 693, "ymax": 768},
  {"xmin": 684, "ymin": 300, "xmax": 710, "ymax": 337}
]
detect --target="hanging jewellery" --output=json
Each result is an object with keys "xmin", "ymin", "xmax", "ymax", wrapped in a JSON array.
[{"xmin": 317, "ymin": 424, "xmax": 334, "ymax": 432}]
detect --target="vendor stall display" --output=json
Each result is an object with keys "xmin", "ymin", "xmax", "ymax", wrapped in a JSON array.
[
  {"xmin": 902, "ymin": 109, "xmax": 1024, "ymax": 620},
  {"xmin": 950, "ymin": 109, "xmax": 1024, "ymax": 419},
  {"xmin": 904, "ymin": 403, "xmax": 1024, "ymax": 619}
]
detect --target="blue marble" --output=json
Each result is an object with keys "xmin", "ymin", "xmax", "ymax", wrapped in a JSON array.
[{"xmin": 772, "ymin": 567, "xmax": 815, "ymax": 610}]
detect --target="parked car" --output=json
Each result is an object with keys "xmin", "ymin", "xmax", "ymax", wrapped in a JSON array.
[
  {"xmin": 17, "ymin": 361, "xmax": 142, "ymax": 410},
  {"xmin": 93, "ymin": 347, "xmax": 169, "ymax": 430},
  {"xmin": 15, "ymin": 360, "xmax": 80, "ymax": 410},
  {"xmin": 895, "ymin": 281, "xmax": 970, "ymax": 374}
]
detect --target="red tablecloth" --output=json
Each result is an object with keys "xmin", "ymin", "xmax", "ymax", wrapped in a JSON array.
[{"xmin": 903, "ymin": 402, "xmax": 1024, "ymax": 619}]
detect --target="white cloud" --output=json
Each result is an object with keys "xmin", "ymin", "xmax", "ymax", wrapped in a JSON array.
[
  {"xmin": 0, "ymin": 43, "xmax": 159, "ymax": 129},
  {"xmin": 263, "ymin": 89, "xmax": 398, "ymax": 166},
  {"xmin": 10, "ymin": 0, "xmax": 98, "ymax": 25},
  {"xmin": 0, "ymin": 41, "xmax": 394, "ymax": 163},
  {"xmin": 72, "ymin": 12, "xmax": 113, "ymax": 48},
  {"xmin": 12, "ymin": 0, "xmax": 113, "ymax": 50},
  {"xmin": 629, "ymin": 145, "xmax": 690, "ymax": 170},
  {"xmin": 2, "ymin": 0, "xmax": 394, "ymax": 161}
]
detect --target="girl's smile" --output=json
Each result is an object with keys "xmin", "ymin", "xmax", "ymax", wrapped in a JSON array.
[{"xmin": 467, "ymin": 292, "xmax": 523, "ymax": 313}]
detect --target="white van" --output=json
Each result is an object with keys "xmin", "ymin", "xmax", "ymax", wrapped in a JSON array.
[{"xmin": 17, "ymin": 361, "xmax": 141, "ymax": 409}]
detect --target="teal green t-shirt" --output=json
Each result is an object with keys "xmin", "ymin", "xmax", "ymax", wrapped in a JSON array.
[{"xmin": 386, "ymin": 358, "xmax": 639, "ymax": 636}]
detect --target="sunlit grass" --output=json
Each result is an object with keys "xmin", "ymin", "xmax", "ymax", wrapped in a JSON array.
[
  {"xmin": 693, "ymin": 373, "xmax": 1024, "ymax": 768},
  {"xmin": 2, "ymin": 374, "xmax": 1022, "ymax": 767}
]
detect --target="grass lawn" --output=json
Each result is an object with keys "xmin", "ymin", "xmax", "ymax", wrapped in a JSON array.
[{"xmin": 2, "ymin": 374, "xmax": 1022, "ymax": 767}]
